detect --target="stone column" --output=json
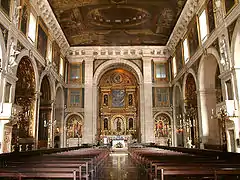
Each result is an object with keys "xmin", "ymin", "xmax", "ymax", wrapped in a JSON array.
[
  {"xmin": 0, "ymin": 72, "xmax": 3, "ymax": 103},
  {"xmin": 172, "ymin": 106, "xmax": 177, "ymax": 146},
  {"xmin": 142, "ymin": 57, "xmax": 154, "ymax": 143},
  {"xmin": 83, "ymin": 58, "xmax": 94, "ymax": 144},
  {"xmin": 199, "ymin": 89, "xmax": 220, "ymax": 146},
  {"xmin": 34, "ymin": 91, "xmax": 41, "ymax": 149},
  {"xmin": 92, "ymin": 84, "xmax": 98, "ymax": 144},
  {"xmin": 49, "ymin": 101, "xmax": 55, "ymax": 148}
]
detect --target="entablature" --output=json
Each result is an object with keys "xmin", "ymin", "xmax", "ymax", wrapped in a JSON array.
[
  {"xmin": 34, "ymin": 0, "xmax": 70, "ymax": 56},
  {"xmin": 167, "ymin": 0, "xmax": 198, "ymax": 53},
  {"xmin": 67, "ymin": 46, "xmax": 169, "ymax": 62}
]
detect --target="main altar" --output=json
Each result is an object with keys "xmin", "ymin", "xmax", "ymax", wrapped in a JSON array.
[
  {"xmin": 101, "ymin": 135, "xmax": 132, "ymax": 150},
  {"xmin": 97, "ymin": 69, "xmax": 140, "ymax": 145}
]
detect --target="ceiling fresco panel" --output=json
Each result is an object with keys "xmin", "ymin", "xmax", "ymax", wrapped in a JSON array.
[{"xmin": 48, "ymin": 0, "xmax": 187, "ymax": 46}]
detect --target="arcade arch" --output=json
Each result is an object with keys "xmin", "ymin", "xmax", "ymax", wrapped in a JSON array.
[
  {"xmin": 198, "ymin": 53, "xmax": 222, "ymax": 147},
  {"xmin": 11, "ymin": 56, "xmax": 36, "ymax": 151},
  {"xmin": 38, "ymin": 75, "xmax": 52, "ymax": 149},
  {"xmin": 173, "ymin": 84, "xmax": 184, "ymax": 147},
  {"xmin": 54, "ymin": 86, "xmax": 64, "ymax": 148},
  {"xmin": 183, "ymin": 72, "xmax": 199, "ymax": 148}
]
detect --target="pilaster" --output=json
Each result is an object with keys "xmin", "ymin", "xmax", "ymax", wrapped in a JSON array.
[
  {"xmin": 233, "ymin": 68, "xmax": 240, "ymax": 112},
  {"xmin": 142, "ymin": 57, "xmax": 154, "ymax": 143},
  {"xmin": 49, "ymin": 100, "xmax": 55, "ymax": 148},
  {"xmin": 83, "ymin": 58, "xmax": 94, "ymax": 144},
  {"xmin": 34, "ymin": 91, "xmax": 41, "ymax": 149}
]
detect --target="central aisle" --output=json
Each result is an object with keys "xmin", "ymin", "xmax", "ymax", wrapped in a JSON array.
[{"xmin": 97, "ymin": 150, "xmax": 148, "ymax": 180}]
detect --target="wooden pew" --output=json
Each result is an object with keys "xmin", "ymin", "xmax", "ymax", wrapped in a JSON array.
[
  {"xmin": 0, "ymin": 147, "xmax": 110, "ymax": 179},
  {"xmin": 129, "ymin": 146, "xmax": 240, "ymax": 180}
]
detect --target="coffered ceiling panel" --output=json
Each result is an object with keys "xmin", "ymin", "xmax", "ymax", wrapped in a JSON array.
[{"xmin": 47, "ymin": 0, "xmax": 187, "ymax": 46}]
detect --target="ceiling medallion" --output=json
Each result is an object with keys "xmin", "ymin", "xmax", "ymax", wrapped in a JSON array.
[
  {"xmin": 112, "ymin": 73, "xmax": 123, "ymax": 84},
  {"xmin": 87, "ymin": 5, "xmax": 150, "ymax": 28}
]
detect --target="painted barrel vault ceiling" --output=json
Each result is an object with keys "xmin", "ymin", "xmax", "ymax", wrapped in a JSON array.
[{"xmin": 47, "ymin": 0, "xmax": 187, "ymax": 46}]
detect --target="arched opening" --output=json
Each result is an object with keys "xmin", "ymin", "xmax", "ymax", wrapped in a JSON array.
[
  {"xmin": 0, "ymin": 39, "xmax": 2, "ymax": 69},
  {"xmin": 66, "ymin": 114, "xmax": 83, "ymax": 147},
  {"xmin": 154, "ymin": 113, "xmax": 171, "ymax": 146},
  {"xmin": 97, "ymin": 68, "xmax": 139, "ymax": 147},
  {"xmin": 174, "ymin": 85, "xmax": 184, "ymax": 147},
  {"xmin": 199, "ymin": 54, "xmax": 222, "ymax": 149},
  {"xmin": 233, "ymin": 23, "xmax": 240, "ymax": 68},
  {"xmin": 12, "ymin": 56, "xmax": 36, "ymax": 151},
  {"xmin": 54, "ymin": 87, "xmax": 64, "ymax": 148},
  {"xmin": 38, "ymin": 76, "xmax": 51, "ymax": 149},
  {"xmin": 184, "ymin": 73, "xmax": 199, "ymax": 148}
]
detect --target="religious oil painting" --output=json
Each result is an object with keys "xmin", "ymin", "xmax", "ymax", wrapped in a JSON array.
[
  {"xmin": 188, "ymin": 18, "xmax": 199, "ymax": 57},
  {"xmin": 66, "ymin": 115, "xmax": 82, "ymax": 138},
  {"xmin": 20, "ymin": 5, "xmax": 28, "ymax": 35},
  {"xmin": 37, "ymin": 25, "xmax": 48, "ymax": 59},
  {"xmin": 207, "ymin": 0, "xmax": 215, "ymax": 33},
  {"xmin": 112, "ymin": 89, "xmax": 125, "ymax": 107}
]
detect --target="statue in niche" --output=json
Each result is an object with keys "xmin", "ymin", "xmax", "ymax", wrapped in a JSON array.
[
  {"xmin": 116, "ymin": 118, "xmax": 122, "ymax": 132},
  {"xmin": 8, "ymin": 37, "xmax": 19, "ymax": 71},
  {"xmin": 219, "ymin": 35, "xmax": 229, "ymax": 70},
  {"xmin": 128, "ymin": 94, "xmax": 133, "ymax": 106},
  {"xmin": 104, "ymin": 118, "xmax": 108, "ymax": 130},
  {"xmin": 103, "ymin": 94, "xmax": 108, "ymax": 106},
  {"xmin": 13, "ymin": 0, "xmax": 21, "ymax": 27},
  {"xmin": 129, "ymin": 118, "xmax": 133, "ymax": 130}
]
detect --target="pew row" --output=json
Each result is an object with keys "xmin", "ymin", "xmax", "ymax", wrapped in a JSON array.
[
  {"xmin": 0, "ymin": 147, "xmax": 110, "ymax": 179},
  {"xmin": 129, "ymin": 147, "xmax": 240, "ymax": 180}
]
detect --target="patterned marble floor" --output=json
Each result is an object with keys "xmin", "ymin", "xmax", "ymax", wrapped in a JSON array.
[{"xmin": 96, "ymin": 150, "xmax": 148, "ymax": 180}]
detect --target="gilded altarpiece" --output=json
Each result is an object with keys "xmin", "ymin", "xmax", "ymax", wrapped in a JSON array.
[
  {"xmin": 66, "ymin": 115, "xmax": 83, "ymax": 147},
  {"xmin": 98, "ymin": 69, "xmax": 139, "ymax": 144},
  {"xmin": 184, "ymin": 74, "xmax": 199, "ymax": 148},
  {"xmin": 52, "ymin": 41, "xmax": 61, "ymax": 73},
  {"xmin": 8, "ymin": 57, "xmax": 36, "ymax": 151},
  {"xmin": 154, "ymin": 114, "xmax": 171, "ymax": 145},
  {"xmin": 20, "ymin": 1, "xmax": 29, "ymax": 35}
]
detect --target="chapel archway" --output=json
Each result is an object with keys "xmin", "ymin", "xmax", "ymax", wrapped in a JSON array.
[
  {"xmin": 174, "ymin": 85, "xmax": 184, "ymax": 147},
  {"xmin": 0, "ymin": 29, "xmax": 5, "ymax": 71},
  {"xmin": 0, "ymin": 38, "xmax": 2, "ymax": 69},
  {"xmin": 66, "ymin": 114, "xmax": 83, "ymax": 147},
  {"xmin": 98, "ymin": 68, "xmax": 139, "ymax": 146},
  {"xmin": 199, "ymin": 54, "xmax": 222, "ymax": 148},
  {"xmin": 54, "ymin": 86, "xmax": 64, "ymax": 148},
  {"xmin": 12, "ymin": 56, "xmax": 36, "ymax": 151},
  {"xmin": 184, "ymin": 73, "xmax": 199, "ymax": 148},
  {"xmin": 38, "ymin": 76, "xmax": 52, "ymax": 149},
  {"xmin": 233, "ymin": 20, "xmax": 240, "ymax": 68}
]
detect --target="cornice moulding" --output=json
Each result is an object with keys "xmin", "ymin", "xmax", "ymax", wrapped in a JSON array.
[
  {"xmin": 167, "ymin": 0, "xmax": 198, "ymax": 53},
  {"xmin": 35, "ymin": 0, "xmax": 70, "ymax": 56},
  {"xmin": 67, "ymin": 46, "xmax": 169, "ymax": 60}
]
